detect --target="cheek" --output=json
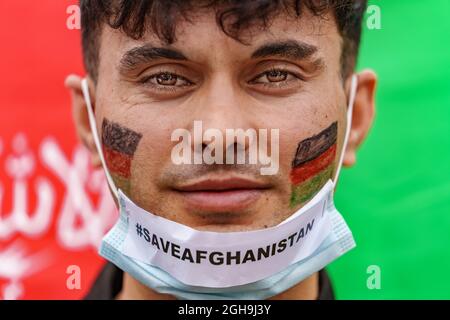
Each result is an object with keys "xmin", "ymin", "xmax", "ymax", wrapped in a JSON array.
[
  {"xmin": 278, "ymin": 99, "xmax": 339, "ymax": 164},
  {"xmin": 288, "ymin": 121, "xmax": 338, "ymax": 208},
  {"xmin": 275, "ymin": 95, "xmax": 343, "ymax": 207},
  {"xmin": 97, "ymin": 109, "xmax": 170, "ymax": 195},
  {"xmin": 130, "ymin": 124, "xmax": 175, "ymax": 187}
]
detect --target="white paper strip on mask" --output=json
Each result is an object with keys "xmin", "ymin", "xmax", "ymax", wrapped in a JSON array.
[{"xmin": 121, "ymin": 180, "xmax": 333, "ymax": 288}]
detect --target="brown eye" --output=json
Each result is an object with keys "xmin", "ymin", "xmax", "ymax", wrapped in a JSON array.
[
  {"xmin": 249, "ymin": 68, "xmax": 299, "ymax": 85},
  {"xmin": 156, "ymin": 72, "xmax": 177, "ymax": 86},
  {"xmin": 266, "ymin": 70, "xmax": 288, "ymax": 82},
  {"xmin": 143, "ymin": 71, "xmax": 193, "ymax": 88}
]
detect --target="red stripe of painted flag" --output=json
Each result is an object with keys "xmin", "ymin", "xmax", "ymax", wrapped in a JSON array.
[
  {"xmin": 103, "ymin": 146, "xmax": 132, "ymax": 178},
  {"xmin": 290, "ymin": 144, "xmax": 337, "ymax": 185}
]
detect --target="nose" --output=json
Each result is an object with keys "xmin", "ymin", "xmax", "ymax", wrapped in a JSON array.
[{"xmin": 186, "ymin": 73, "xmax": 256, "ymax": 162}]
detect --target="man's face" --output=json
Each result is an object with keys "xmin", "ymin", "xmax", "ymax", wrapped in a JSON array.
[{"xmin": 93, "ymin": 8, "xmax": 349, "ymax": 232}]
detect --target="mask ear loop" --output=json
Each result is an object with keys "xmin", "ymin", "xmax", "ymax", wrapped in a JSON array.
[
  {"xmin": 332, "ymin": 74, "xmax": 358, "ymax": 184},
  {"xmin": 81, "ymin": 79, "xmax": 119, "ymax": 200}
]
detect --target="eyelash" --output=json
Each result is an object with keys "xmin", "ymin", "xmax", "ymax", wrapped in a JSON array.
[{"xmin": 139, "ymin": 67, "xmax": 303, "ymax": 93}]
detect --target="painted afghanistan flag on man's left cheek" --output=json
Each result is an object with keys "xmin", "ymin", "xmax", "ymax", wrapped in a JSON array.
[
  {"xmin": 101, "ymin": 119, "xmax": 143, "ymax": 187},
  {"xmin": 289, "ymin": 122, "xmax": 338, "ymax": 207}
]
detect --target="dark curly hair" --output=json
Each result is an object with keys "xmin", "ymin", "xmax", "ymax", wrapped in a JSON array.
[{"xmin": 80, "ymin": 0, "xmax": 368, "ymax": 82}]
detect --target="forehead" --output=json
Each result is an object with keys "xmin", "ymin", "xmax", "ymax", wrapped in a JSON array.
[{"xmin": 98, "ymin": 7, "xmax": 341, "ymax": 68}]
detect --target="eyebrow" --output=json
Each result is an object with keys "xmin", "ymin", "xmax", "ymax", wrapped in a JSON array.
[
  {"xmin": 119, "ymin": 40, "xmax": 324, "ymax": 75},
  {"xmin": 119, "ymin": 44, "xmax": 188, "ymax": 74},
  {"xmin": 251, "ymin": 40, "xmax": 323, "ymax": 66}
]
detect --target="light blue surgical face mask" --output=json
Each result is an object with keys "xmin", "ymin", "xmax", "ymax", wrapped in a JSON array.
[{"xmin": 81, "ymin": 75, "xmax": 358, "ymax": 300}]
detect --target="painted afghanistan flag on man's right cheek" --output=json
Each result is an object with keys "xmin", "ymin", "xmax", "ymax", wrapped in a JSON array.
[
  {"xmin": 290, "ymin": 122, "xmax": 337, "ymax": 207},
  {"xmin": 101, "ymin": 119, "xmax": 143, "ymax": 190}
]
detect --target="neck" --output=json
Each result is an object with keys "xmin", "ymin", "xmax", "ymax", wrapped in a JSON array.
[{"xmin": 116, "ymin": 272, "xmax": 319, "ymax": 300}]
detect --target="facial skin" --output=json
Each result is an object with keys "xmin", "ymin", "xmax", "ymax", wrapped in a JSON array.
[{"xmin": 67, "ymin": 7, "xmax": 376, "ymax": 300}]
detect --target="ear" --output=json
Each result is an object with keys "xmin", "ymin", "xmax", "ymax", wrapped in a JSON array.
[
  {"xmin": 65, "ymin": 74, "xmax": 102, "ymax": 168},
  {"xmin": 343, "ymin": 69, "xmax": 377, "ymax": 167}
]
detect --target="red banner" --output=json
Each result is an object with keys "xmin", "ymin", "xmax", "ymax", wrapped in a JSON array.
[{"xmin": 0, "ymin": 1, "xmax": 117, "ymax": 299}]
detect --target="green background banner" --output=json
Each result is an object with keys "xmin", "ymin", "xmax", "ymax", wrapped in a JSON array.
[{"xmin": 329, "ymin": 0, "xmax": 450, "ymax": 299}]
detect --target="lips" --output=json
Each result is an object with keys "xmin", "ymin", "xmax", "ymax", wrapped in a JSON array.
[{"xmin": 173, "ymin": 177, "xmax": 270, "ymax": 213}]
